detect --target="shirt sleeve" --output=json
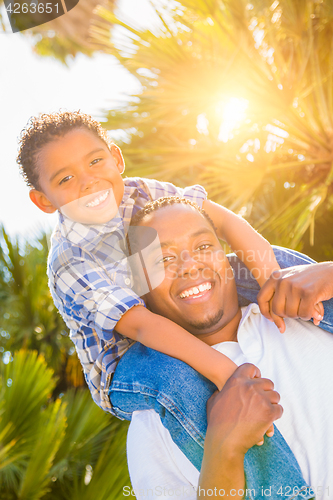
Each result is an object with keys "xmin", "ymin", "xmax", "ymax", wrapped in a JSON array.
[
  {"xmin": 141, "ymin": 178, "xmax": 207, "ymax": 208},
  {"xmin": 51, "ymin": 250, "xmax": 145, "ymax": 343},
  {"xmin": 127, "ymin": 410, "xmax": 199, "ymax": 499}
]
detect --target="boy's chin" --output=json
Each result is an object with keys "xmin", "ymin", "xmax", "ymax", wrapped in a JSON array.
[
  {"xmin": 60, "ymin": 204, "xmax": 119, "ymax": 225},
  {"xmin": 60, "ymin": 190, "xmax": 120, "ymax": 225}
]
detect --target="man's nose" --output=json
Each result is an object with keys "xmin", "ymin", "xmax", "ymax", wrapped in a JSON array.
[{"xmin": 178, "ymin": 251, "xmax": 203, "ymax": 276}]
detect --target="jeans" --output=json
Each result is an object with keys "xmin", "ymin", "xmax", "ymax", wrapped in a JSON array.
[{"xmin": 110, "ymin": 246, "xmax": 333, "ymax": 499}]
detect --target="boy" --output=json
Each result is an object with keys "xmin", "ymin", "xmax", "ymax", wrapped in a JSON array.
[{"xmin": 18, "ymin": 110, "xmax": 295, "ymax": 440}]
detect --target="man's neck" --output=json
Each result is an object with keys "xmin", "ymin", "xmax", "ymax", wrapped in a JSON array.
[{"xmin": 198, "ymin": 308, "xmax": 242, "ymax": 346}]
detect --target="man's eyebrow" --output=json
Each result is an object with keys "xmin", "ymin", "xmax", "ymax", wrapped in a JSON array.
[
  {"xmin": 191, "ymin": 228, "xmax": 215, "ymax": 239},
  {"xmin": 49, "ymin": 148, "xmax": 105, "ymax": 183},
  {"xmin": 160, "ymin": 228, "xmax": 214, "ymax": 249}
]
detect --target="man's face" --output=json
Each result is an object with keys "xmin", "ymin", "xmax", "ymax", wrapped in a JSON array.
[
  {"xmin": 137, "ymin": 204, "xmax": 239, "ymax": 343},
  {"xmin": 30, "ymin": 128, "xmax": 125, "ymax": 224}
]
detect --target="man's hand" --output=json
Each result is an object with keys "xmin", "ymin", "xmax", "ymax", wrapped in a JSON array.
[
  {"xmin": 258, "ymin": 262, "xmax": 333, "ymax": 333},
  {"xmin": 205, "ymin": 363, "xmax": 283, "ymax": 456}
]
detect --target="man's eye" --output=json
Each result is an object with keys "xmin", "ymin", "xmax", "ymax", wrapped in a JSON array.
[
  {"xmin": 90, "ymin": 158, "xmax": 103, "ymax": 166},
  {"xmin": 59, "ymin": 175, "xmax": 73, "ymax": 185},
  {"xmin": 157, "ymin": 256, "xmax": 174, "ymax": 264},
  {"xmin": 197, "ymin": 244, "xmax": 211, "ymax": 251}
]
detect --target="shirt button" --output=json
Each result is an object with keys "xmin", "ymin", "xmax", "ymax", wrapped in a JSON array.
[{"xmin": 125, "ymin": 278, "xmax": 131, "ymax": 286}]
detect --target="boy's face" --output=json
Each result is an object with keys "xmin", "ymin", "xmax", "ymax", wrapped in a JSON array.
[{"xmin": 29, "ymin": 128, "xmax": 125, "ymax": 224}]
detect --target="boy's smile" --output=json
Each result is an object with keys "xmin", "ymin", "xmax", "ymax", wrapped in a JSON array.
[{"xmin": 29, "ymin": 128, "xmax": 125, "ymax": 224}]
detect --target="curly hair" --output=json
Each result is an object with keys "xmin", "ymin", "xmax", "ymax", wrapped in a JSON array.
[
  {"xmin": 130, "ymin": 196, "xmax": 217, "ymax": 233},
  {"xmin": 17, "ymin": 110, "xmax": 113, "ymax": 190}
]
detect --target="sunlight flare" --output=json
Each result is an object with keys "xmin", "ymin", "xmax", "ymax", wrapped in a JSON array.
[{"xmin": 216, "ymin": 97, "xmax": 248, "ymax": 142}]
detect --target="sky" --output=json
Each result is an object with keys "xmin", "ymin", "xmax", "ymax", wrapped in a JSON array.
[{"xmin": 0, "ymin": 0, "xmax": 154, "ymax": 238}]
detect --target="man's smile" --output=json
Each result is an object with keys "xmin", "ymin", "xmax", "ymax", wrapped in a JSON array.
[{"xmin": 178, "ymin": 281, "xmax": 213, "ymax": 300}]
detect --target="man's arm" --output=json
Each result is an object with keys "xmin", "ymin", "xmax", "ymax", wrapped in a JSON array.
[{"xmin": 198, "ymin": 364, "xmax": 283, "ymax": 499}]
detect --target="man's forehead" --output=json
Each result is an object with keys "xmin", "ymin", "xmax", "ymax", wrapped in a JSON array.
[
  {"xmin": 144, "ymin": 204, "xmax": 215, "ymax": 246},
  {"xmin": 160, "ymin": 227, "xmax": 215, "ymax": 249}
]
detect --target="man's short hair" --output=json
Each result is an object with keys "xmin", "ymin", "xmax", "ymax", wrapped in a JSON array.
[
  {"xmin": 130, "ymin": 196, "xmax": 216, "ymax": 232},
  {"xmin": 17, "ymin": 110, "xmax": 112, "ymax": 191}
]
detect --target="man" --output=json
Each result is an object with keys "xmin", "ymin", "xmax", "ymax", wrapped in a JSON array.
[{"xmin": 120, "ymin": 197, "xmax": 333, "ymax": 499}]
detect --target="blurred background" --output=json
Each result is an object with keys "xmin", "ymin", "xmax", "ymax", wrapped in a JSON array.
[{"xmin": 1, "ymin": 0, "xmax": 333, "ymax": 498}]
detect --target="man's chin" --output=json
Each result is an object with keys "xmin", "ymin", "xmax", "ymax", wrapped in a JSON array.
[{"xmin": 187, "ymin": 308, "xmax": 224, "ymax": 332}]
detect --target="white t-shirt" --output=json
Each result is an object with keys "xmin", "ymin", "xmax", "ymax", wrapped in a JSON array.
[{"xmin": 126, "ymin": 304, "xmax": 333, "ymax": 499}]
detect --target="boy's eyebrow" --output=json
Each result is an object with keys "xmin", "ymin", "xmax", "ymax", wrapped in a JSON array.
[{"xmin": 49, "ymin": 148, "xmax": 105, "ymax": 182}]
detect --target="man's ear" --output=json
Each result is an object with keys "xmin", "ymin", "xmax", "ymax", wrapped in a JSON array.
[
  {"xmin": 29, "ymin": 189, "xmax": 57, "ymax": 214},
  {"xmin": 111, "ymin": 144, "xmax": 125, "ymax": 174}
]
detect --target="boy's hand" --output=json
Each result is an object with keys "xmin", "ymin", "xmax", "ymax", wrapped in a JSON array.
[{"xmin": 258, "ymin": 262, "xmax": 333, "ymax": 332}]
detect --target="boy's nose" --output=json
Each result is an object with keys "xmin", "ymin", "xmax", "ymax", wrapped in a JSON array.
[{"xmin": 81, "ymin": 175, "xmax": 98, "ymax": 191}]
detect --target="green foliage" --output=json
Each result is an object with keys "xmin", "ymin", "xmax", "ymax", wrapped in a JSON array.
[
  {"xmin": 0, "ymin": 229, "xmax": 131, "ymax": 499},
  {"xmin": 90, "ymin": 0, "xmax": 333, "ymax": 259},
  {"xmin": 0, "ymin": 226, "xmax": 84, "ymax": 391},
  {"xmin": 0, "ymin": 350, "xmax": 130, "ymax": 500}
]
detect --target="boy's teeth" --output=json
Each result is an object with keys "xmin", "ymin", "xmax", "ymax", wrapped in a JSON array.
[
  {"xmin": 86, "ymin": 191, "xmax": 109, "ymax": 207},
  {"xmin": 179, "ymin": 282, "xmax": 212, "ymax": 299}
]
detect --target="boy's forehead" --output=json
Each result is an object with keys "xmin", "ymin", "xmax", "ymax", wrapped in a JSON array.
[
  {"xmin": 49, "ymin": 128, "xmax": 107, "ymax": 150},
  {"xmin": 39, "ymin": 129, "xmax": 107, "ymax": 169}
]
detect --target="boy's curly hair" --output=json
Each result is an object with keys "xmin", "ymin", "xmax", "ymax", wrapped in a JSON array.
[{"xmin": 17, "ymin": 110, "xmax": 112, "ymax": 190}]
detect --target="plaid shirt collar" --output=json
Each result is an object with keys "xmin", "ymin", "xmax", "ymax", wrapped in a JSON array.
[{"xmin": 58, "ymin": 183, "xmax": 139, "ymax": 249}]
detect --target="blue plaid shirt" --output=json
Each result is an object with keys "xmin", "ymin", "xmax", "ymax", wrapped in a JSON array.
[{"xmin": 47, "ymin": 177, "xmax": 207, "ymax": 413}]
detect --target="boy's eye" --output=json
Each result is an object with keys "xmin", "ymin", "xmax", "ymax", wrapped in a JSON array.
[
  {"xmin": 59, "ymin": 175, "xmax": 73, "ymax": 185},
  {"xmin": 90, "ymin": 158, "xmax": 103, "ymax": 166}
]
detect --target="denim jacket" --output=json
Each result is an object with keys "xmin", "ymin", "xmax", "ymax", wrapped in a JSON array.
[{"xmin": 110, "ymin": 247, "xmax": 333, "ymax": 500}]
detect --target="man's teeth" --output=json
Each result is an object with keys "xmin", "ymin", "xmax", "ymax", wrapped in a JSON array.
[
  {"xmin": 179, "ymin": 282, "xmax": 212, "ymax": 299},
  {"xmin": 86, "ymin": 191, "xmax": 109, "ymax": 207}
]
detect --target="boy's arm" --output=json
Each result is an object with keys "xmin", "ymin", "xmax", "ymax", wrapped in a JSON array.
[
  {"xmin": 203, "ymin": 200, "xmax": 280, "ymax": 287},
  {"xmin": 116, "ymin": 305, "xmax": 236, "ymax": 391},
  {"xmin": 53, "ymin": 256, "xmax": 235, "ymax": 390}
]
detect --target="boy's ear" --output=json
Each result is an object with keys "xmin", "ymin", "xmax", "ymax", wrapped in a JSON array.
[
  {"xmin": 29, "ymin": 189, "xmax": 57, "ymax": 214},
  {"xmin": 111, "ymin": 144, "xmax": 125, "ymax": 174}
]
